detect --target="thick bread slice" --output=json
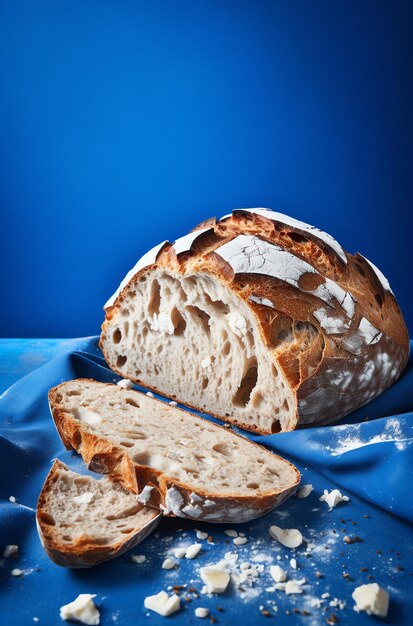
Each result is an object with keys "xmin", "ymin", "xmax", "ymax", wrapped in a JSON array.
[
  {"xmin": 100, "ymin": 208, "xmax": 409, "ymax": 434},
  {"xmin": 49, "ymin": 380, "xmax": 300, "ymax": 523},
  {"xmin": 36, "ymin": 459, "xmax": 160, "ymax": 568}
]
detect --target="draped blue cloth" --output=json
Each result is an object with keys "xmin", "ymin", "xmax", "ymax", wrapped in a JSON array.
[{"xmin": 1, "ymin": 338, "xmax": 412, "ymax": 625}]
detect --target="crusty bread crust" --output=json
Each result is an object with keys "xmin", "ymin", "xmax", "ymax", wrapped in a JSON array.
[
  {"xmin": 48, "ymin": 381, "xmax": 301, "ymax": 524},
  {"xmin": 36, "ymin": 459, "xmax": 160, "ymax": 568},
  {"xmin": 100, "ymin": 209, "xmax": 410, "ymax": 433}
]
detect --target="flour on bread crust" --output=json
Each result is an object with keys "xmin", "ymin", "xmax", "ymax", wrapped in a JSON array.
[
  {"xmin": 221, "ymin": 208, "xmax": 347, "ymax": 264},
  {"xmin": 105, "ymin": 240, "xmax": 168, "ymax": 309},
  {"xmin": 214, "ymin": 235, "xmax": 355, "ymax": 319},
  {"xmin": 100, "ymin": 208, "xmax": 409, "ymax": 433},
  {"xmin": 173, "ymin": 227, "xmax": 213, "ymax": 255}
]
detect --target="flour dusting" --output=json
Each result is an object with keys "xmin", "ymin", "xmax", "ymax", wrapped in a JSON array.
[{"xmin": 330, "ymin": 418, "xmax": 409, "ymax": 456}]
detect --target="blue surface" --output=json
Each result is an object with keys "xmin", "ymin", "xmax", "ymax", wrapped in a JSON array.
[
  {"xmin": 1, "ymin": 338, "xmax": 412, "ymax": 625},
  {"xmin": 1, "ymin": 0, "xmax": 412, "ymax": 338}
]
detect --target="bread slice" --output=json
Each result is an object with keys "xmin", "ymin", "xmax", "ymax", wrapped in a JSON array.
[
  {"xmin": 48, "ymin": 380, "xmax": 300, "ymax": 523},
  {"xmin": 100, "ymin": 208, "xmax": 409, "ymax": 434},
  {"xmin": 36, "ymin": 459, "xmax": 160, "ymax": 568}
]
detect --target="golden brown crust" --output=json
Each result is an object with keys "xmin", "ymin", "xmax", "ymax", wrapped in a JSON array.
[
  {"xmin": 36, "ymin": 459, "xmax": 160, "ymax": 568},
  {"xmin": 100, "ymin": 209, "xmax": 410, "ymax": 432},
  {"xmin": 48, "ymin": 381, "xmax": 301, "ymax": 523}
]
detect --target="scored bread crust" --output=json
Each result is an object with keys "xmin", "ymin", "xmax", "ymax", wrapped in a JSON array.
[
  {"xmin": 100, "ymin": 208, "xmax": 410, "ymax": 433},
  {"xmin": 48, "ymin": 380, "xmax": 301, "ymax": 524},
  {"xmin": 36, "ymin": 459, "xmax": 160, "ymax": 568}
]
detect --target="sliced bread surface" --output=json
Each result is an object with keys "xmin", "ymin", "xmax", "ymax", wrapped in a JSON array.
[
  {"xmin": 49, "ymin": 380, "xmax": 300, "ymax": 523},
  {"xmin": 37, "ymin": 459, "xmax": 160, "ymax": 568}
]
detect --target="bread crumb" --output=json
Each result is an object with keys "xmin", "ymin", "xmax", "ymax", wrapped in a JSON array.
[
  {"xmin": 144, "ymin": 591, "xmax": 180, "ymax": 617},
  {"xmin": 297, "ymin": 484, "xmax": 314, "ymax": 499},
  {"xmin": 268, "ymin": 526, "xmax": 303, "ymax": 549},
  {"xmin": 352, "ymin": 583, "xmax": 389, "ymax": 617},
  {"xmin": 3, "ymin": 545, "xmax": 18, "ymax": 558},
  {"xmin": 116, "ymin": 378, "xmax": 134, "ymax": 389},
  {"xmin": 185, "ymin": 544, "xmax": 202, "ymax": 559},
  {"xmin": 343, "ymin": 536, "xmax": 361, "ymax": 544},
  {"xmin": 11, "ymin": 568, "xmax": 23, "ymax": 577},
  {"xmin": 196, "ymin": 530, "xmax": 209, "ymax": 540},
  {"xmin": 131, "ymin": 554, "xmax": 146, "ymax": 564},
  {"xmin": 233, "ymin": 537, "xmax": 248, "ymax": 546},
  {"xmin": 319, "ymin": 489, "xmax": 349, "ymax": 510},
  {"xmin": 173, "ymin": 547, "xmax": 187, "ymax": 559}
]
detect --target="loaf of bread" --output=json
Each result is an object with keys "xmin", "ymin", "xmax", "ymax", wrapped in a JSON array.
[
  {"xmin": 101, "ymin": 208, "xmax": 409, "ymax": 434},
  {"xmin": 48, "ymin": 380, "xmax": 300, "ymax": 523},
  {"xmin": 37, "ymin": 459, "xmax": 160, "ymax": 567}
]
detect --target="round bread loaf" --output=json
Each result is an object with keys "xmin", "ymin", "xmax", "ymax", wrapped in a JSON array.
[{"xmin": 100, "ymin": 208, "xmax": 409, "ymax": 434}]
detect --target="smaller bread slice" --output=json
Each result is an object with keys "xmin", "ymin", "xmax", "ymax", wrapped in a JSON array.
[
  {"xmin": 48, "ymin": 380, "xmax": 300, "ymax": 523},
  {"xmin": 36, "ymin": 459, "xmax": 160, "ymax": 568}
]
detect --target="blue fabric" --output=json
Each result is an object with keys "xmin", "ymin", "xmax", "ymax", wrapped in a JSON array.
[{"xmin": 1, "ymin": 338, "xmax": 412, "ymax": 625}]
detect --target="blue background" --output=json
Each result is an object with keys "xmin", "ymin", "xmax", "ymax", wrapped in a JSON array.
[{"xmin": 1, "ymin": 0, "xmax": 412, "ymax": 338}]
